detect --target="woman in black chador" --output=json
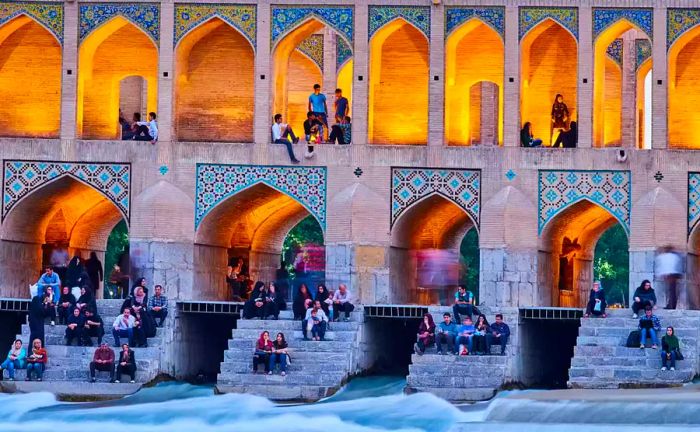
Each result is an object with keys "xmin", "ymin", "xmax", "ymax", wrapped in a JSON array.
[{"xmin": 550, "ymin": 93, "xmax": 569, "ymax": 145}]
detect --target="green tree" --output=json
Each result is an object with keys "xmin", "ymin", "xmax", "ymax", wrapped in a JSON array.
[
  {"xmin": 459, "ymin": 228, "xmax": 480, "ymax": 303},
  {"xmin": 282, "ymin": 216, "xmax": 324, "ymax": 278},
  {"xmin": 593, "ymin": 223, "xmax": 629, "ymax": 306},
  {"xmin": 104, "ymin": 220, "xmax": 129, "ymax": 297}
]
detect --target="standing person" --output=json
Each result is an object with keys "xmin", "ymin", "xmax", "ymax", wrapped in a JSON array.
[
  {"xmin": 472, "ymin": 314, "xmax": 491, "ymax": 355},
  {"xmin": 0, "ymin": 340, "xmax": 26, "ymax": 381},
  {"xmin": 638, "ymin": 307, "xmax": 661, "ymax": 349},
  {"xmin": 85, "ymin": 252, "xmax": 103, "ymax": 298},
  {"xmin": 550, "ymin": 93, "xmax": 569, "ymax": 145},
  {"xmin": 253, "ymin": 331, "xmax": 273, "ymax": 373},
  {"xmin": 135, "ymin": 112, "xmax": 158, "ymax": 144},
  {"xmin": 655, "ymin": 247, "xmax": 683, "ymax": 309},
  {"xmin": 334, "ymin": 88, "xmax": 349, "ymax": 120},
  {"xmin": 57, "ymin": 286, "xmax": 76, "ymax": 325},
  {"xmin": 452, "ymin": 285, "xmax": 475, "ymax": 323},
  {"xmin": 308, "ymin": 84, "xmax": 328, "ymax": 139},
  {"xmin": 584, "ymin": 281, "xmax": 607, "ymax": 318},
  {"xmin": 414, "ymin": 313, "xmax": 436, "ymax": 355},
  {"xmin": 148, "ymin": 285, "xmax": 168, "ymax": 327},
  {"xmin": 28, "ymin": 295, "xmax": 45, "ymax": 347},
  {"xmin": 520, "ymin": 122, "xmax": 543, "ymax": 147},
  {"xmin": 269, "ymin": 332, "xmax": 289, "ymax": 376},
  {"xmin": 65, "ymin": 256, "xmax": 85, "ymax": 289},
  {"xmin": 36, "ymin": 267, "xmax": 61, "ymax": 301},
  {"xmin": 332, "ymin": 283, "xmax": 354, "ymax": 322},
  {"xmin": 89, "ymin": 342, "xmax": 115, "ymax": 382},
  {"xmin": 65, "ymin": 308, "xmax": 85, "ymax": 346},
  {"xmin": 115, "ymin": 343, "xmax": 136, "ymax": 383},
  {"xmin": 632, "ymin": 280, "xmax": 657, "ymax": 318},
  {"xmin": 112, "ymin": 307, "xmax": 136, "ymax": 347},
  {"xmin": 488, "ymin": 314, "xmax": 511, "ymax": 356},
  {"xmin": 49, "ymin": 243, "xmax": 69, "ymax": 282},
  {"xmin": 271, "ymin": 114, "xmax": 300, "ymax": 164},
  {"xmin": 293, "ymin": 284, "xmax": 313, "ymax": 320},
  {"xmin": 25, "ymin": 339, "xmax": 47, "ymax": 381},
  {"xmin": 435, "ymin": 313, "xmax": 458, "ymax": 355},
  {"xmin": 456, "ymin": 316, "xmax": 476, "ymax": 355},
  {"xmin": 661, "ymin": 326, "xmax": 681, "ymax": 371}
]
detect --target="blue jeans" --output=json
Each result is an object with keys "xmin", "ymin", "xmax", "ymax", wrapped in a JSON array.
[
  {"xmin": 26, "ymin": 363, "xmax": 44, "ymax": 380},
  {"xmin": 269, "ymin": 353, "xmax": 287, "ymax": 372},
  {"xmin": 112, "ymin": 328, "xmax": 134, "ymax": 347},
  {"xmin": 457, "ymin": 335, "xmax": 473, "ymax": 353},
  {"xmin": 640, "ymin": 328, "xmax": 659, "ymax": 346},
  {"xmin": 661, "ymin": 350, "xmax": 676, "ymax": 368},
  {"xmin": 1, "ymin": 359, "xmax": 22, "ymax": 379}
]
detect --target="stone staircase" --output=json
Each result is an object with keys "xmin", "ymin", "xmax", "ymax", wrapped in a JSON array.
[
  {"xmin": 569, "ymin": 309, "xmax": 700, "ymax": 388},
  {"xmin": 405, "ymin": 307, "xmax": 519, "ymax": 402},
  {"xmin": 217, "ymin": 307, "xmax": 364, "ymax": 401},
  {"xmin": 10, "ymin": 299, "xmax": 165, "ymax": 386}
]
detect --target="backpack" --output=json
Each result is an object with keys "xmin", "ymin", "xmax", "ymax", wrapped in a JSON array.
[{"xmin": 626, "ymin": 330, "xmax": 641, "ymax": 347}]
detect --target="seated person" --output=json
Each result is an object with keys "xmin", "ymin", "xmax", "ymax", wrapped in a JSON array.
[
  {"xmin": 112, "ymin": 308, "xmax": 136, "ymax": 347},
  {"xmin": 303, "ymin": 111, "xmax": 323, "ymax": 157},
  {"xmin": 76, "ymin": 286, "xmax": 96, "ymax": 313},
  {"xmin": 472, "ymin": 314, "xmax": 491, "ymax": 355},
  {"xmin": 436, "ymin": 313, "xmax": 457, "ymax": 355},
  {"xmin": 638, "ymin": 307, "xmax": 661, "ymax": 349},
  {"xmin": 332, "ymin": 284, "xmax": 354, "ymax": 322},
  {"xmin": 0, "ymin": 339, "xmax": 26, "ymax": 381},
  {"xmin": 329, "ymin": 115, "xmax": 346, "ymax": 144},
  {"xmin": 253, "ymin": 331, "xmax": 273, "ymax": 374},
  {"xmin": 414, "ymin": 313, "xmax": 435, "ymax": 355},
  {"xmin": 271, "ymin": 114, "xmax": 300, "ymax": 164},
  {"xmin": 269, "ymin": 332, "xmax": 288, "ymax": 376},
  {"xmin": 457, "ymin": 316, "xmax": 475, "ymax": 355},
  {"xmin": 520, "ymin": 122, "xmax": 542, "ymax": 147},
  {"xmin": 584, "ymin": 281, "xmax": 607, "ymax": 318},
  {"xmin": 25, "ymin": 338, "xmax": 47, "ymax": 381},
  {"xmin": 293, "ymin": 284, "xmax": 313, "ymax": 320},
  {"xmin": 36, "ymin": 267, "xmax": 60, "ymax": 301},
  {"xmin": 452, "ymin": 285, "xmax": 475, "ymax": 323},
  {"xmin": 340, "ymin": 116, "xmax": 352, "ymax": 144},
  {"xmin": 42, "ymin": 288, "xmax": 57, "ymax": 326},
  {"xmin": 661, "ymin": 326, "xmax": 681, "ymax": 371},
  {"xmin": 57, "ymin": 286, "xmax": 76, "ymax": 325},
  {"xmin": 134, "ymin": 112, "xmax": 159, "ymax": 144},
  {"xmin": 488, "ymin": 314, "xmax": 510, "ymax": 356},
  {"xmin": 82, "ymin": 308, "xmax": 105, "ymax": 346},
  {"xmin": 243, "ymin": 282, "xmax": 267, "ymax": 319},
  {"xmin": 632, "ymin": 280, "xmax": 657, "ymax": 319},
  {"xmin": 303, "ymin": 302, "xmax": 328, "ymax": 341},
  {"xmin": 115, "ymin": 343, "xmax": 136, "ymax": 383},
  {"xmin": 90, "ymin": 342, "xmax": 115, "ymax": 382},
  {"xmin": 65, "ymin": 307, "xmax": 85, "ymax": 346},
  {"xmin": 148, "ymin": 284, "xmax": 168, "ymax": 327},
  {"xmin": 263, "ymin": 283, "xmax": 285, "ymax": 320},
  {"xmin": 119, "ymin": 109, "xmax": 134, "ymax": 140},
  {"xmin": 552, "ymin": 121, "xmax": 578, "ymax": 148},
  {"xmin": 131, "ymin": 307, "xmax": 149, "ymax": 348}
]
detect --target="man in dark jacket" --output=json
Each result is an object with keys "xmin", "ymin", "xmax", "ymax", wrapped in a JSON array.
[
  {"xmin": 89, "ymin": 342, "xmax": 115, "ymax": 382},
  {"xmin": 115, "ymin": 344, "xmax": 136, "ymax": 383},
  {"xmin": 488, "ymin": 314, "xmax": 511, "ymax": 355},
  {"xmin": 65, "ymin": 308, "xmax": 85, "ymax": 346},
  {"xmin": 82, "ymin": 308, "xmax": 105, "ymax": 346},
  {"xmin": 632, "ymin": 280, "xmax": 657, "ymax": 318}
]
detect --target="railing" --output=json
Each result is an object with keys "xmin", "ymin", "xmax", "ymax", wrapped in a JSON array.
[
  {"xmin": 519, "ymin": 307, "xmax": 583, "ymax": 320},
  {"xmin": 177, "ymin": 301, "xmax": 244, "ymax": 315},
  {"xmin": 0, "ymin": 298, "xmax": 31, "ymax": 312},
  {"xmin": 364, "ymin": 304, "xmax": 429, "ymax": 319}
]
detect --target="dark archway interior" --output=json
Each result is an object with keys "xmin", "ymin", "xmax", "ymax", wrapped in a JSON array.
[
  {"xmin": 520, "ymin": 319, "xmax": 580, "ymax": 388},
  {"xmin": 176, "ymin": 314, "xmax": 238, "ymax": 383},
  {"xmin": 364, "ymin": 318, "xmax": 421, "ymax": 375}
]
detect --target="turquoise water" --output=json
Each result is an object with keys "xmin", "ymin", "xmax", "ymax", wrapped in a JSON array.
[{"xmin": 2, "ymin": 378, "xmax": 700, "ymax": 431}]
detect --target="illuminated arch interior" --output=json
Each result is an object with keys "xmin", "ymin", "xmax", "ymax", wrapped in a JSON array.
[{"xmin": 668, "ymin": 24, "xmax": 700, "ymax": 148}]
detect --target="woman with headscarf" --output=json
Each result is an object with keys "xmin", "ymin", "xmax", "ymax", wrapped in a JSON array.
[
  {"xmin": 28, "ymin": 295, "xmax": 45, "ymax": 346},
  {"xmin": 130, "ymin": 277, "xmax": 149, "ymax": 298},
  {"xmin": 243, "ymin": 281, "xmax": 266, "ymax": 319},
  {"xmin": 263, "ymin": 282, "xmax": 285, "ymax": 320},
  {"xmin": 315, "ymin": 284, "xmax": 330, "ymax": 316},
  {"xmin": 85, "ymin": 252, "xmax": 103, "ymax": 296},
  {"xmin": 550, "ymin": 93, "xmax": 569, "ymax": 145},
  {"xmin": 252, "ymin": 331, "xmax": 273, "ymax": 373},
  {"xmin": 414, "ymin": 313, "xmax": 436, "ymax": 355},
  {"xmin": 65, "ymin": 256, "xmax": 85, "ymax": 288},
  {"xmin": 122, "ymin": 286, "xmax": 155, "ymax": 340},
  {"xmin": 293, "ymin": 284, "xmax": 313, "ymax": 320},
  {"xmin": 76, "ymin": 286, "xmax": 96, "ymax": 313}
]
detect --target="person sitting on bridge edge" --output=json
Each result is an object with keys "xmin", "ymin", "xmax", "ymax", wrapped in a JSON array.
[
  {"xmin": 638, "ymin": 307, "xmax": 661, "ymax": 350},
  {"xmin": 90, "ymin": 342, "xmax": 115, "ymax": 382},
  {"xmin": 36, "ymin": 266, "xmax": 60, "ymax": 301},
  {"xmin": 332, "ymin": 283, "xmax": 354, "ymax": 322},
  {"xmin": 632, "ymin": 280, "xmax": 657, "ymax": 319},
  {"xmin": 57, "ymin": 286, "xmax": 76, "ymax": 325},
  {"xmin": 453, "ymin": 285, "xmax": 475, "ymax": 323},
  {"xmin": 436, "ymin": 313, "xmax": 458, "ymax": 355},
  {"xmin": 65, "ymin": 307, "xmax": 85, "ymax": 346},
  {"xmin": 115, "ymin": 343, "xmax": 136, "ymax": 383},
  {"xmin": 457, "ymin": 316, "xmax": 475, "ymax": 355},
  {"xmin": 584, "ymin": 281, "xmax": 607, "ymax": 318},
  {"xmin": 148, "ymin": 284, "xmax": 168, "ymax": 327},
  {"xmin": 488, "ymin": 314, "xmax": 510, "ymax": 356},
  {"xmin": 271, "ymin": 114, "xmax": 300, "ymax": 164},
  {"xmin": 414, "ymin": 313, "xmax": 436, "ymax": 355},
  {"xmin": 303, "ymin": 302, "xmax": 328, "ymax": 341},
  {"xmin": 83, "ymin": 308, "xmax": 105, "ymax": 346}
]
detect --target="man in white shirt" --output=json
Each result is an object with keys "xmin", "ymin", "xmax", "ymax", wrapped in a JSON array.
[
  {"xmin": 135, "ymin": 112, "xmax": 158, "ymax": 144},
  {"xmin": 271, "ymin": 113, "xmax": 300, "ymax": 163},
  {"xmin": 655, "ymin": 246, "xmax": 683, "ymax": 309},
  {"xmin": 112, "ymin": 308, "xmax": 136, "ymax": 347},
  {"xmin": 332, "ymin": 283, "xmax": 355, "ymax": 322}
]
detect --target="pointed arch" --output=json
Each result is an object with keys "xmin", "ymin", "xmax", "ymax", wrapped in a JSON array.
[
  {"xmin": 175, "ymin": 13, "xmax": 256, "ymax": 52},
  {"xmin": 272, "ymin": 13, "xmax": 352, "ymax": 53},
  {"xmin": 669, "ymin": 23, "xmax": 700, "ymax": 148}
]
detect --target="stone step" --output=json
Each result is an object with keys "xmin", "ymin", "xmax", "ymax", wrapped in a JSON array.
[
  {"xmin": 574, "ymin": 345, "xmax": 698, "ymax": 358},
  {"xmin": 21, "ymin": 324, "xmax": 165, "ymax": 337},
  {"xmin": 570, "ymin": 356, "xmax": 692, "ymax": 369},
  {"xmin": 410, "ymin": 353, "xmax": 508, "ymax": 365},
  {"xmin": 254, "ymin": 310, "xmax": 363, "ymax": 321},
  {"xmin": 34, "ymin": 344, "xmax": 160, "ymax": 358},
  {"xmin": 3, "ymin": 368, "xmax": 152, "ymax": 383},
  {"xmin": 406, "ymin": 374, "xmax": 503, "ymax": 388},
  {"xmin": 216, "ymin": 384, "xmax": 334, "ymax": 401},
  {"xmin": 408, "ymin": 364, "xmax": 505, "ymax": 377},
  {"xmin": 231, "ymin": 328, "xmax": 355, "ymax": 342},
  {"xmin": 236, "ymin": 319, "xmax": 359, "ymax": 331},
  {"xmin": 217, "ymin": 371, "xmax": 346, "ymax": 386},
  {"xmin": 570, "ymin": 365, "xmax": 693, "ymax": 379},
  {"xmin": 603, "ymin": 309, "xmax": 700, "ymax": 318},
  {"xmin": 581, "ymin": 317, "xmax": 700, "ymax": 328},
  {"xmin": 0, "ymin": 380, "xmax": 142, "ymax": 397},
  {"xmin": 407, "ymin": 386, "xmax": 496, "ymax": 402},
  {"xmin": 578, "ymin": 326, "xmax": 697, "ymax": 337},
  {"xmin": 228, "ymin": 338, "xmax": 353, "ymax": 351},
  {"xmin": 45, "ymin": 356, "xmax": 157, "ymax": 370},
  {"xmin": 568, "ymin": 378, "xmax": 688, "ymax": 389},
  {"xmin": 223, "ymin": 350, "xmax": 349, "ymax": 363},
  {"xmin": 220, "ymin": 360, "xmax": 349, "ymax": 374},
  {"xmin": 17, "ymin": 334, "xmax": 163, "ymax": 347}
]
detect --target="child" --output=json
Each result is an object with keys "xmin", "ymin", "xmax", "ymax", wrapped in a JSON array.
[
  {"xmin": 310, "ymin": 309, "xmax": 322, "ymax": 341},
  {"xmin": 325, "ymin": 291, "xmax": 334, "ymax": 327}
]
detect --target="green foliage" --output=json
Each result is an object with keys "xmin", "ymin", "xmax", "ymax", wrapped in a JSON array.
[
  {"xmin": 593, "ymin": 224, "xmax": 629, "ymax": 306},
  {"xmin": 104, "ymin": 220, "xmax": 129, "ymax": 296},
  {"xmin": 459, "ymin": 228, "xmax": 480, "ymax": 303},
  {"xmin": 282, "ymin": 216, "xmax": 324, "ymax": 278}
]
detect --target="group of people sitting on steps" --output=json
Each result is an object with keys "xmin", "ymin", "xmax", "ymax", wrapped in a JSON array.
[{"xmin": 413, "ymin": 285, "xmax": 511, "ymax": 356}]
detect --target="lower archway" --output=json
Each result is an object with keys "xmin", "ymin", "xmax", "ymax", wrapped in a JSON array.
[{"xmin": 592, "ymin": 223, "xmax": 629, "ymax": 307}]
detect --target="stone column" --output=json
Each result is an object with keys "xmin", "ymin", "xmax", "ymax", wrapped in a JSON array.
[
  {"xmin": 652, "ymin": 5, "xmax": 667, "ymax": 149},
  {"xmin": 351, "ymin": 1, "xmax": 369, "ymax": 145},
  {"xmin": 577, "ymin": 5, "xmax": 593, "ymax": 148},
  {"xmin": 323, "ymin": 29, "xmax": 337, "ymax": 118},
  {"xmin": 59, "ymin": 1, "xmax": 79, "ymax": 140},
  {"xmin": 503, "ymin": 5, "xmax": 519, "ymax": 147},
  {"xmin": 621, "ymin": 32, "xmax": 637, "ymax": 148},
  {"xmin": 428, "ymin": 3, "xmax": 444, "ymax": 149},
  {"xmin": 156, "ymin": 0, "xmax": 174, "ymax": 142},
  {"xmin": 254, "ymin": 1, "xmax": 272, "ymax": 150},
  {"xmin": 480, "ymin": 83, "xmax": 498, "ymax": 146}
]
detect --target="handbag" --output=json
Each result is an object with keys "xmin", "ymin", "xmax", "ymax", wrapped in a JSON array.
[
  {"xmin": 675, "ymin": 348, "xmax": 684, "ymax": 361},
  {"xmin": 593, "ymin": 301, "xmax": 602, "ymax": 312}
]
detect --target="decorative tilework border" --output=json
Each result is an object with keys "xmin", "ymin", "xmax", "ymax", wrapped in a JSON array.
[
  {"xmin": 296, "ymin": 34, "xmax": 323, "ymax": 71},
  {"xmin": 369, "ymin": 5, "xmax": 430, "ymax": 40},
  {"xmin": 445, "ymin": 6, "xmax": 504, "ymax": 39},
  {"xmin": 390, "ymin": 168, "xmax": 480, "ymax": 229},
  {"xmin": 195, "ymin": 164, "xmax": 327, "ymax": 231},
  {"xmin": 606, "ymin": 38, "xmax": 623, "ymax": 67},
  {"xmin": 538, "ymin": 170, "xmax": 631, "ymax": 235},
  {"xmin": 593, "ymin": 8, "xmax": 653, "ymax": 41},
  {"xmin": 336, "ymin": 35, "xmax": 352, "ymax": 70},
  {"xmin": 271, "ymin": 6, "xmax": 353, "ymax": 47},
  {"xmin": 2, "ymin": 160, "xmax": 131, "ymax": 222},
  {"xmin": 668, "ymin": 8, "xmax": 700, "ymax": 50},
  {"xmin": 635, "ymin": 38, "xmax": 652, "ymax": 70},
  {"xmin": 688, "ymin": 172, "xmax": 700, "ymax": 236},
  {"xmin": 519, "ymin": 7, "xmax": 578, "ymax": 41},
  {"xmin": 0, "ymin": 2, "xmax": 63, "ymax": 44},
  {"xmin": 79, "ymin": 3, "xmax": 160, "ymax": 43},
  {"xmin": 174, "ymin": 3, "xmax": 256, "ymax": 48}
]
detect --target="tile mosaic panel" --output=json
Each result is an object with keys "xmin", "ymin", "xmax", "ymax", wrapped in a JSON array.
[
  {"xmin": 174, "ymin": 3, "xmax": 256, "ymax": 48},
  {"xmin": 369, "ymin": 6, "xmax": 430, "ymax": 40},
  {"xmin": 296, "ymin": 33, "xmax": 323, "ymax": 71},
  {"xmin": 668, "ymin": 8, "xmax": 700, "ymax": 50},
  {"xmin": 271, "ymin": 6, "xmax": 352, "ymax": 47},
  {"xmin": 336, "ymin": 36, "xmax": 352, "ymax": 70},
  {"xmin": 0, "ymin": 1, "xmax": 63, "ymax": 44},
  {"xmin": 2, "ymin": 161, "xmax": 131, "ymax": 222},
  {"xmin": 635, "ymin": 38, "xmax": 652, "ymax": 70},
  {"xmin": 688, "ymin": 173, "xmax": 700, "ymax": 236},
  {"xmin": 606, "ymin": 38, "xmax": 623, "ymax": 67},
  {"xmin": 79, "ymin": 3, "xmax": 159, "ymax": 43},
  {"xmin": 445, "ymin": 6, "xmax": 504, "ymax": 39},
  {"xmin": 391, "ymin": 168, "xmax": 480, "ymax": 228},
  {"xmin": 519, "ymin": 7, "xmax": 578, "ymax": 41},
  {"xmin": 592, "ymin": 8, "xmax": 653, "ymax": 40},
  {"xmin": 195, "ymin": 164, "xmax": 327, "ymax": 231}
]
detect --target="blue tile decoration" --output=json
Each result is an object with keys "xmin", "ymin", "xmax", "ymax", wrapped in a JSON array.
[
  {"xmin": 445, "ymin": 6, "xmax": 504, "ymax": 39},
  {"xmin": 505, "ymin": 170, "xmax": 517, "ymax": 182},
  {"xmin": 635, "ymin": 38, "xmax": 652, "ymax": 70},
  {"xmin": 519, "ymin": 7, "xmax": 578, "ymax": 41},
  {"xmin": 538, "ymin": 170, "xmax": 631, "ymax": 235},
  {"xmin": 369, "ymin": 6, "xmax": 430, "ymax": 40},
  {"xmin": 2, "ymin": 161, "xmax": 131, "ymax": 222},
  {"xmin": 689, "ymin": 173, "xmax": 700, "ymax": 236},
  {"xmin": 592, "ymin": 8, "xmax": 653, "ymax": 41},
  {"xmin": 391, "ymin": 168, "xmax": 480, "ymax": 228},
  {"xmin": 668, "ymin": 8, "xmax": 700, "ymax": 50},
  {"xmin": 0, "ymin": 2, "xmax": 63, "ymax": 44},
  {"xmin": 336, "ymin": 36, "xmax": 352, "ymax": 70},
  {"xmin": 606, "ymin": 38, "xmax": 623, "ymax": 67},
  {"xmin": 79, "ymin": 3, "xmax": 159, "ymax": 43},
  {"xmin": 174, "ymin": 3, "xmax": 256, "ymax": 48},
  {"xmin": 271, "ymin": 6, "xmax": 353, "ymax": 47},
  {"xmin": 159, "ymin": 165, "xmax": 168, "ymax": 176},
  {"xmin": 195, "ymin": 164, "xmax": 327, "ymax": 231},
  {"xmin": 296, "ymin": 34, "xmax": 323, "ymax": 71}
]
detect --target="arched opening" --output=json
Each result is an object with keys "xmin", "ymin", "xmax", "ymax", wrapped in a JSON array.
[
  {"xmin": 77, "ymin": 17, "xmax": 158, "ymax": 139},
  {"xmin": 520, "ymin": 19, "xmax": 577, "ymax": 146},
  {"xmin": 369, "ymin": 19, "xmax": 428, "ymax": 145},
  {"xmin": 538, "ymin": 200, "xmax": 628, "ymax": 307},
  {"xmin": 637, "ymin": 62, "xmax": 653, "ymax": 149},
  {"xmin": 272, "ymin": 19, "xmax": 353, "ymax": 139},
  {"xmin": 175, "ymin": 18, "xmax": 255, "ymax": 142},
  {"xmin": 390, "ymin": 195, "xmax": 478, "ymax": 305},
  {"xmin": 281, "ymin": 215, "xmax": 325, "ymax": 302},
  {"xmin": 0, "ymin": 176, "xmax": 127, "ymax": 298},
  {"xmin": 119, "ymin": 76, "xmax": 147, "ymax": 128},
  {"xmin": 194, "ymin": 183, "xmax": 323, "ymax": 301},
  {"xmin": 593, "ymin": 22, "xmax": 651, "ymax": 147},
  {"xmin": 459, "ymin": 227, "xmax": 480, "ymax": 303},
  {"xmin": 592, "ymin": 223, "xmax": 629, "ymax": 306},
  {"xmin": 445, "ymin": 19, "xmax": 503, "ymax": 146},
  {"xmin": 669, "ymin": 25, "xmax": 700, "ymax": 148},
  {"xmin": 0, "ymin": 15, "xmax": 61, "ymax": 138}
]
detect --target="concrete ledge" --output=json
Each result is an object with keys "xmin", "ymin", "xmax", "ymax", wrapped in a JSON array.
[{"xmin": 0, "ymin": 381, "xmax": 141, "ymax": 400}]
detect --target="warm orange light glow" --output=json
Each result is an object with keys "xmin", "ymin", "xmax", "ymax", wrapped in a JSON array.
[
  {"xmin": 521, "ymin": 19, "xmax": 577, "ymax": 146},
  {"xmin": 0, "ymin": 16, "xmax": 61, "ymax": 137},
  {"xmin": 636, "ymin": 60, "xmax": 652, "ymax": 148},
  {"xmin": 369, "ymin": 19, "xmax": 428, "ymax": 145},
  {"xmin": 175, "ymin": 18, "xmax": 255, "ymax": 142},
  {"xmin": 286, "ymin": 49, "xmax": 322, "ymax": 134},
  {"xmin": 336, "ymin": 60, "xmax": 353, "ymax": 115},
  {"xmin": 602, "ymin": 57, "xmax": 622, "ymax": 146},
  {"xmin": 668, "ymin": 25, "xmax": 700, "ymax": 148}
]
